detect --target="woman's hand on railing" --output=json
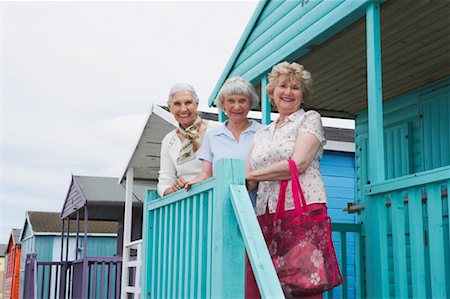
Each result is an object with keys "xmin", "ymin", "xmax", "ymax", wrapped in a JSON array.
[
  {"xmin": 169, "ymin": 177, "xmax": 187, "ymax": 193},
  {"xmin": 185, "ymin": 172, "xmax": 209, "ymax": 191}
]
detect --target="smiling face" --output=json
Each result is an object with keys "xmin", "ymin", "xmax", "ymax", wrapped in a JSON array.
[
  {"xmin": 272, "ymin": 74, "xmax": 303, "ymax": 116},
  {"xmin": 222, "ymin": 94, "xmax": 251, "ymax": 123},
  {"xmin": 169, "ymin": 91, "xmax": 199, "ymax": 128}
]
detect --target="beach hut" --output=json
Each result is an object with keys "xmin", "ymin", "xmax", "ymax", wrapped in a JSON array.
[
  {"xmin": 4, "ymin": 229, "xmax": 21, "ymax": 299},
  {"xmin": 0, "ymin": 244, "xmax": 5, "ymax": 299},
  {"xmin": 22, "ymin": 175, "xmax": 152, "ymax": 298},
  {"xmin": 205, "ymin": 0, "xmax": 450, "ymax": 297}
]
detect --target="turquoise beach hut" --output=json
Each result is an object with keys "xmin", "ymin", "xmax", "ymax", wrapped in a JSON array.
[
  {"xmin": 139, "ymin": 1, "xmax": 449, "ymax": 298},
  {"xmin": 205, "ymin": 0, "xmax": 449, "ymax": 298}
]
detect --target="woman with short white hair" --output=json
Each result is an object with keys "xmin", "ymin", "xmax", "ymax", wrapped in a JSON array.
[
  {"xmin": 157, "ymin": 83, "xmax": 214, "ymax": 196},
  {"xmin": 186, "ymin": 76, "xmax": 262, "ymax": 187}
]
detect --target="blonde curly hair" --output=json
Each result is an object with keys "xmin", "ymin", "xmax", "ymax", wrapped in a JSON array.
[{"xmin": 266, "ymin": 62, "xmax": 312, "ymax": 107}]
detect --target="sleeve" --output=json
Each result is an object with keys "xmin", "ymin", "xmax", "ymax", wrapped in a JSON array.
[
  {"xmin": 198, "ymin": 130, "xmax": 213, "ymax": 163},
  {"xmin": 157, "ymin": 133, "xmax": 178, "ymax": 196},
  {"xmin": 297, "ymin": 111, "xmax": 326, "ymax": 146}
]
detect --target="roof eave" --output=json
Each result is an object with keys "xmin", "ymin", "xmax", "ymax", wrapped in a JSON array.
[
  {"xmin": 118, "ymin": 103, "xmax": 177, "ymax": 183},
  {"xmin": 207, "ymin": 0, "xmax": 268, "ymax": 107}
]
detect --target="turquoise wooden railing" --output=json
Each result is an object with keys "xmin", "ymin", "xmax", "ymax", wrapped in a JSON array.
[
  {"xmin": 141, "ymin": 158, "xmax": 361, "ymax": 298},
  {"xmin": 141, "ymin": 159, "xmax": 284, "ymax": 299},
  {"xmin": 363, "ymin": 165, "xmax": 450, "ymax": 298}
]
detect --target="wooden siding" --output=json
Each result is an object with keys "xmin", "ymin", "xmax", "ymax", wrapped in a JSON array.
[
  {"xmin": 356, "ymin": 77, "xmax": 450, "ymax": 297},
  {"xmin": 356, "ymin": 77, "xmax": 450, "ymax": 198},
  {"xmin": 230, "ymin": 0, "xmax": 368, "ymax": 82},
  {"xmin": 61, "ymin": 176, "xmax": 86, "ymax": 219},
  {"xmin": 210, "ymin": 0, "xmax": 450, "ymax": 119}
]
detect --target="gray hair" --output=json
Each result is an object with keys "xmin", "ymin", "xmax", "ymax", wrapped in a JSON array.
[
  {"xmin": 216, "ymin": 77, "xmax": 259, "ymax": 110},
  {"xmin": 167, "ymin": 83, "xmax": 199, "ymax": 106}
]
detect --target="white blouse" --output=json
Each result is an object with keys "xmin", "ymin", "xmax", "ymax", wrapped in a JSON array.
[
  {"xmin": 250, "ymin": 109, "xmax": 327, "ymax": 216},
  {"xmin": 157, "ymin": 121, "xmax": 216, "ymax": 196}
]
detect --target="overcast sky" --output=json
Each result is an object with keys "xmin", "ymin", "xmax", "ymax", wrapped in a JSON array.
[
  {"xmin": 1, "ymin": 1, "xmax": 355, "ymax": 245},
  {"xmin": 1, "ymin": 0, "xmax": 261, "ymax": 244}
]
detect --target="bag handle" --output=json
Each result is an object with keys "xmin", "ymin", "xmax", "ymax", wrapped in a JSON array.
[
  {"xmin": 275, "ymin": 160, "xmax": 308, "ymax": 220},
  {"xmin": 288, "ymin": 159, "xmax": 308, "ymax": 210}
]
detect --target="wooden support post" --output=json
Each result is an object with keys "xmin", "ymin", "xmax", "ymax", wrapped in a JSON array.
[
  {"xmin": 121, "ymin": 167, "xmax": 134, "ymax": 298},
  {"xmin": 218, "ymin": 109, "xmax": 227, "ymax": 123},
  {"xmin": 211, "ymin": 159, "xmax": 246, "ymax": 298},
  {"xmin": 142, "ymin": 190, "xmax": 159, "ymax": 299},
  {"xmin": 261, "ymin": 75, "xmax": 271, "ymax": 125},
  {"xmin": 365, "ymin": 3, "xmax": 389, "ymax": 298}
]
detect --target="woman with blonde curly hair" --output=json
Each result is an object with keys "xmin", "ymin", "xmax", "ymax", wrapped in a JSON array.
[{"xmin": 245, "ymin": 62, "xmax": 328, "ymax": 299}]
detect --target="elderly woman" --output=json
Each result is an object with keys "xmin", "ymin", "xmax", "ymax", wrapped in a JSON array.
[
  {"xmin": 186, "ymin": 76, "xmax": 261, "ymax": 187},
  {"xmin": 245, "ymin": 62, "xmax": 328, "ymax": 299},
  {"xmin": 157, "ymin": 83, "xmax": 214, "ymax": 196}
]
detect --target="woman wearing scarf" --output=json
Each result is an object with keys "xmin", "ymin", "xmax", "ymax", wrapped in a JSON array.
[{"xmin": 157, "ymin": 83, "xmax": 214, "ymax": 196}]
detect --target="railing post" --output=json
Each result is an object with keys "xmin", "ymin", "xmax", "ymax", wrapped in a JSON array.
[
  {"xmin": 141, "ymin": 190, "xmax": 159, "ymax": 299},
  {"xmin": 23, "ymin": 253, "xmax": 37, "ymax": 299},
  {"xmin": 211, "ymin": 159, "xmax": 246, "ymax": 298}
]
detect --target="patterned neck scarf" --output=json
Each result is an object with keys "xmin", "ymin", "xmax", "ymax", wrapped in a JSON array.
[{"xmin": 177, "ymin": 115, "xmax": 203, "ymax": 165}]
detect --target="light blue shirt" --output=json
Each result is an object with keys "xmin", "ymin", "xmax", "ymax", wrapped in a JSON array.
[{"xmin": 199, "ymin": 119, "xmax": 263, "ymax": 175}]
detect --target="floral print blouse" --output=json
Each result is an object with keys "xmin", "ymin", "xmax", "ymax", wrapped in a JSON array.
[{"xmin": 250, "ymin": 109, "xmax": 327, "ymax": 216}]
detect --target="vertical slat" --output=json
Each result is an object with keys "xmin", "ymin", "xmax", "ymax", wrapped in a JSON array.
[
  {"xmin": 198, "ymin": 193, "xmax": 206, "ymax": 298},
  {"xmin": 393, "ymin": 129, "xmax": 402, "ymax": 178},
  {"xmin": 92, "ymin": 262, "xmax": 98, "ymax": 299},
  {"xmin": 60, "ymin": 219, "xmax": 65, "ymax": 261},
  {"xmin": 66, "ymin": 220, "xmax": 70, "ymax": 262},
  {"xmin": 108, "ymin": 262, "xmax": 113, "ymax": 299},
  {"xmin": 422, "ymin": 103, "xmax": 432, "ymax": 170},
  {"xmin": 261, "ymin": 75, "xmax": 271, "ymax": 125},
  {"xmin": 115, "ymin": 260, "xmax": 121, "ymax": 298},
  {"xmin": 155, "ymin": 209, "xmax": 163, "ymax": 298},
  {"xmin": 355, "ymin": 229, "xmax": 364, "ymax": 299},
  {"xmin": 40, "ymin": 265, "xmax": 46, "ymax": 298},
  {"xmin": 173, "ymin": 201, "xmax": 180, "ymax": 299},
  {"xmin": 167, "ymin": 204, "xmax": 174, "ymax": 299},
  {"xmin": 53, "ymin": 263, "xmax": 59, "ymax": 298},
  {"xmin": 99, "ymin": 262, "xmax": 105, "ymax": 299},
  {"xmin": 365, "ymin": 194, "xmax": 389, "ymax": 298},
  {"xmin": 178, "ymin": 200, "xmax": 186, "ymax": 297},
  {"xmin": 47, "ymin": 265, "xmax": 52, "ymax": 299},
  {"xmin": 385, "ymin": 130, "xmax": 394, "ymax": 178},
  {"xmin": 184, "ymin": 199, "xmax": 192, "ymax": 298},
  {"xmin": 390, "ymin": 191, "xmax": 408, "ymax": 297},
  {"xmin": 426, "ymin": 183, "xmax": 447, "ymax": 298},
  {"xmin": 407, "ymin": 188, "xmax": 426, "ymax": 298},
  {"xmin": 190, "ymin": 196, "xmax": 199, "ymax": 298},
  {"xmin": 148, "ymin": 208, "xmax": 157, "ymax": 298},
  {"xmin": 76, "ymin": 210, "xmax": 80, "ymax": 260},
  {"xmin": 340, "ymin": 232, "xmax": 348, "ymax": 299},
  {"xmin": 206, "ymin": 190, "xmax": 213, "ymax": 298},
  {"xmin": 68, "ymin": 265, "xmax": 73, "ymax": 298},
  {"xmin": 161, "ymin": 206, "xmax": 168, "ymax": 299},
  {"xmin": 401, "ymin": 125, "xmax": 410, "ymax": 175},
  {"xmin": 430, "ymin": 102, "xmax": 441, "ymax": 168}
]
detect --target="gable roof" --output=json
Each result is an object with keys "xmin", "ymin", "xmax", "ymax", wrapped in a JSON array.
[
  {"xmin": 60, "ymin": 175, "xmax": 155, "ymax": 220},
  {"xmin": 23, "ymin": 211, "xmax": 118, "ymax": 238},
  {"xmin": 119, "ymin": 103, "xmax": 178, "ymax": 182},
  {"xmin": 6, "ymin": 229, "xmax": 22, "ymax": 253},
  {"xmin": 208, "ymin": 0, "xmax": 450, "ymax": 118}
]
